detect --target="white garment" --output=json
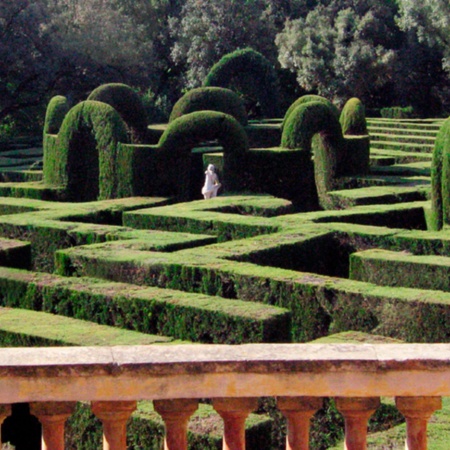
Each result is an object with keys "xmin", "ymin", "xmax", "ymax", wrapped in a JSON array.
[{"xmin": 202, "ymin": 169, "xmax": 221, "ymax": 199}]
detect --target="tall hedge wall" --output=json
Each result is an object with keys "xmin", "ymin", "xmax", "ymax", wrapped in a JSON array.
[
  {"xmin": 203, "ymin": 48, "xmax": 280, "ymax": 118},
  {"xmin": 431, "ymin": 117, "xmax": 450, "ymax": 230},
  {"xmin": 169, "ymin": 87, "xmax": 248, "ymax": 125}
]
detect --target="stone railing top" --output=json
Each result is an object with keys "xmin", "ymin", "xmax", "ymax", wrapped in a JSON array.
[
  {"xmin": 2, "ymin": 344, "xmax": 450, "ymax": 374},
  {"xmin": 1, "ymin": 344, "xmax": 449, "ymax": 402}
]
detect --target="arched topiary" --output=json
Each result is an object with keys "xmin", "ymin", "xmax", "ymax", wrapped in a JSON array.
[
  {"xmin": 281, "ymin": 101, "xmax": 346, "ymax": 207},
  {"xmin": 44, "ymin": 100, "xmax": 129, "ymax": 201},
  {"xmin": 157, "ymin": 111, "xmax": 249, "ymax": 199},
  {"xmin": 203, "ymin": 48, "xmax": 280, "ymax": 118},
  {"xmin": 169, "ymin": 87, "xmax": 248, "ymax": 126},
  {"xmin": 87, "ymin": 83, "xmax": 147, "ymax": 143},
  {"xmin": 431, "ymin": 118, "xmax": 450, "ymax": 230},
  {"xmin": 43, "ymin": 96, "xmax": 70, "ymax": 135},
  {"xmin": 282, "ymin": 95, "xmax": 339, "ymax": 129},
  {"xmin": 340, "ymin": 98, "xmax": 368, "ymax": 135}
]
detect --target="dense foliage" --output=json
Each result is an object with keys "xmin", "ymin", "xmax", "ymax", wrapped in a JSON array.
[{"xmin": 1, "ymin": 0, "xmax": 449, "ymax": 136}]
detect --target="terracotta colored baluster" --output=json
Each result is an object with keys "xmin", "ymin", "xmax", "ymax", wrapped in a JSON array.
[
  {"xmin": 278, "ymin": 397, "xmax": 323, "ymax": 450},
  {"xmin": 396, "ymin": 397, "xmax": 442, "ymax": 450},
  {"xmin": 92, "ymin": 401, "xmax": 137, "ymax": 450},
  {"xmin": 213, "ymin": 398, "xmax": 258, "ymax": 450},
  {"xmin": 154, "ymin": 398, "xmax": 199, "ymax": 450},
  {"xmin": 30, "ymin": 401, "xmax": 76, "ymax": 450},
  {"xmin": 335, "ymin": 397, "xmax": 380, "ymax": 450}
]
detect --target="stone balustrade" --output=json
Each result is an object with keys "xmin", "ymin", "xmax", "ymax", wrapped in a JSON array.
[{"xmin": 0, "ymin": 343, "xmax": 449, "ymax": 449}]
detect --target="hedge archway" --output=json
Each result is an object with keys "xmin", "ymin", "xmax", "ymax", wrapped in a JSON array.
[
  {"xmin": 203, "ymin": 48, "xmax": 280, "ymax": 118},
  {"xmin": 157, "ymin": 111, "xmax": 249, "ymax": 199},
  {"xmin": 46, "ymin": 100, "xmax": 129, "ymax": 201},
  {"xmin": 281, "ymin": 101, "xmax": 346, "ymax": 206},
  {"xmin": 282, "ymin": 95, "xmax": 339, "ymax": 129}
]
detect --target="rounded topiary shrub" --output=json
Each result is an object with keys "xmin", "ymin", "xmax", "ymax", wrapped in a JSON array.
[
  {"xmin": 44, "ymin": 95, "xmax": 71, "ymax": 135},
  {"xmin": 340, "ymin": 97, "xmax": 368, "ymax": 135},
  {"xmin": 203, "ymin": 48, "xmax": 280, "ymax": 119},
  {"xmin": 88, "ymin": 83, "xmax": 148, "ymax": 143},
  {"xmin": 45, "ymin": 100, "xmax": 129, "ymax": 201},
  {"xmin": 282, "ymin": 95, "xmax": 339, "ymax": 129},
  {"xmin": 431, "ymin": 117, "xmax": 450, "ymax": 230},
  {"xmin": 157, "ymin": 110, "xmax": 249, "ymax": 199},
  {"xmin": 169, "ymin": 87, "xmax": 248, "ymax": 126}
]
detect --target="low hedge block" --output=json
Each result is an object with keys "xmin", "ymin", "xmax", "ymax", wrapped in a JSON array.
[
  {"xmin": 0, "ymin": 238, "xmax": 31, "ymax": 269},
  {"xmin": 350, "ymin": 249, "xmax": 450, "ymax": 292},
  {"xmin": 0, "ymin": 267, "xmax": 291, "ymax": 344},
  {"xmin": 0, "ymin": 307, "xmax": 173, "ymax": 347}
]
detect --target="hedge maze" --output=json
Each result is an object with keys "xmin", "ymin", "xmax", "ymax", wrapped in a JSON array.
[{"xmin": 0, "ymin": 78, "xmax": 448, "ymax": 447}]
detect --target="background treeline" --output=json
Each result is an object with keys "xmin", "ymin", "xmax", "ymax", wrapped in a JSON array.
[{"xmin": 1, "ymin": 0, "xmax": 449, "ymax": 138}]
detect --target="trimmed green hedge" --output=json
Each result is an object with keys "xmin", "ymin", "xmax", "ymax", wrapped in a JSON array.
[
  {"xmin": 0, "ymin": 267, "xmax": 291, "ymax": 344},
  {"xmin": 88, "ymin": 83, "xmax": 148, "ymax": 143},
  {"xmin": 282, "ymin": 95, "xmax": 339, "ymax": 129},
  {"xmin": 0, "ymin": 307, "xmax": 174, "ymax": 346},
  {"xmin": 350, "ymin": 249, "xmax": 450, "ymax": 291},
  {"xmin": 431, "ymin": 117, "xmax": 450, "ymax": 230},
  {"xmin": 158, "ymin": 111, "xmax": 249, "ymax": 197},
  {"xmin": 204, "ymin": 48, "xmax": 280, "ymax": 118},
  {"xmin": 43, "ymin": 95, "xmax": 70, "ymax": 135},
  {"xmin": 169, "ymin": 87, "xmax": 248, "ymax": 126},
  {"xmin": 44, "ymin": 100, "xmax": 130, "ymax": 201},
  {"xmin": 339, "ymin": 97, "xmax": 368, "ymax": 136}
]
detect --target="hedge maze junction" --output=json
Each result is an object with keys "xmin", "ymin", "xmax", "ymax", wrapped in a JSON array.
[{"xmin": 0, "ymin": 78, "xmax": 448, "ymax": 447}]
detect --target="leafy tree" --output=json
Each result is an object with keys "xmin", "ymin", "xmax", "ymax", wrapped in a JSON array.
[
  {"xmin": 275, "ymin": 0, "xmax": 399, "ymax": 106},
  {"xmin": 169, "ymin": 0, "xmax": 281, "ymax": 88},
  {"xmin": 396, "ymin": 0, "xmax": 450, "ymax": 72}
]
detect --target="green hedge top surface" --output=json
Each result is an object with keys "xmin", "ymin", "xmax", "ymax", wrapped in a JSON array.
[
  {"xmin": 43, "ymin": 95, "xmax": 70, "ymax": 135},
  {"xmin": 203, "ymin": 48, "xmax": 280, "ymax": 118},
  {"xmin": 169, "ymin": 87, "xmax": 248, "ymax": 126},
  {"xmin": 340, "ymin": 98, "xmax": 368, "ymax": 136},
  {"xmin": 87, "ymin": 83, "xmax": 148, "ymax": 138}
]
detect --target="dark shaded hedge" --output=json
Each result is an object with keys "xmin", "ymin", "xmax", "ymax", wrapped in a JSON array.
[
  {"xmin": 45, "ymin": 100, "xmax": 129, "ymax": 201},
  {"xmin": 88, "ymin": 83, "xmax": 148, "ymax": 143},
  {"xmin": 204, "ymin": 48, "xmax": 280, "ymax": 118},
  {"xmin": 169, "ymin": 87, "xmax": 248, "ymax": 126},
  {"xmin": 43, "ymin": 95, "xmax": 70, "ymax": 135},
  {"xmin": 339, "ymin": 97, "xmax": 368, "ymax": 135},
  {"xmin": 431, "ymin": 117, "xmax": 450, "ymax": 230}
]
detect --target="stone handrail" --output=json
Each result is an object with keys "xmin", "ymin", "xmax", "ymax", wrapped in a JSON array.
[{"xmin": 1, "ymin": 343, "xmax": 448, "ymax": 449}]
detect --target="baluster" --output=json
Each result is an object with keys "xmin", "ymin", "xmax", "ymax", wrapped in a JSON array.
[
  {"xmin": 91, "ymin": 401, "xmax": 137, "ymax": 450},
  {"xmin": 396, "ymin": 396, "xmax": 442, "ymax": 450},
  {"xmin": 213, "ymin": 397, "xmax": 258, "ymax": 450},
  {"xmin": 0, "ymin": 404, "xmax": 11, "ymax": 443},
  {"xmin": 335, "ymin": 397, "xmax": 380, "ymax": 450},
  {"xmin": 277, "ymin": 397, "xmax": 323, "ymax": 450},
  {"xmin": 30, "ymin": 401, "xmax": 76, "ymax": 450},
  {"xmin": 153, "ymin": 398, "xmax": 198, "ymax": 450}
]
